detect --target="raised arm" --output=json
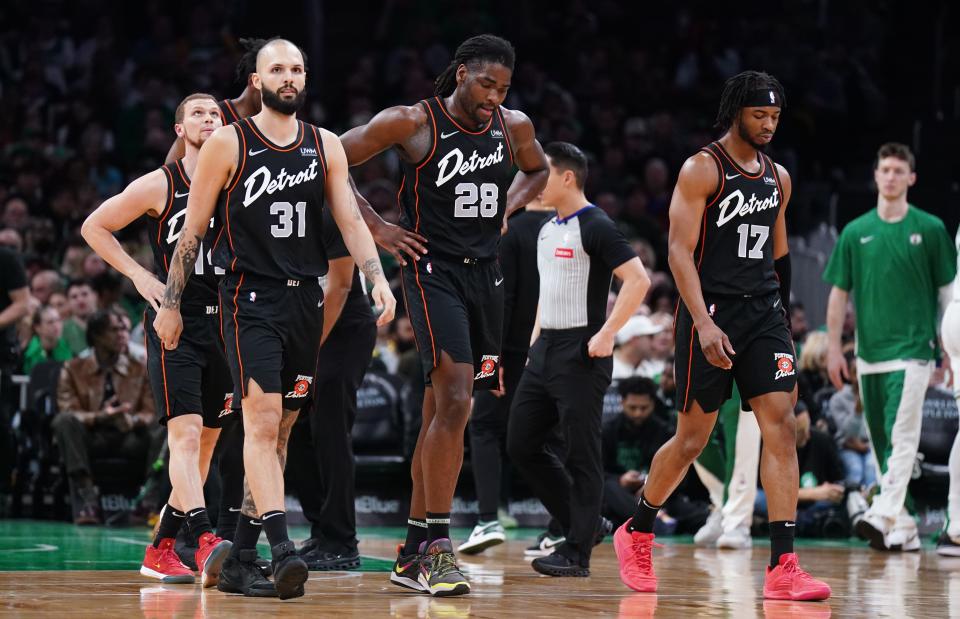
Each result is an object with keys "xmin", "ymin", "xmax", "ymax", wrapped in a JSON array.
[
  {"xmin": 154, "ymin": 125, "xmax": 237, "ymax": 349},
  {"xmin": 322, "ymin": 129, "xmax": 396, "ymax": 326},
  {"xmin": 667, "ymin": 153, "xmax": 734, "ymax": 369},
  {"xmin": 81, "ymin": 169, "xmax": 168, "ymax": 310},
  {"xmin": 501, "ymin": 108, "xmax": 548, "ymax": 224}
]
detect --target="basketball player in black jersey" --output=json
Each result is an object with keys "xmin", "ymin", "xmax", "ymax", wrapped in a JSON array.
[
  {"xmin": 614, "ymin": 72, "xmax": 831, "ymax": 601},
  {"xmin": 82, "ymin": 93, "xmax": 233, "ymax": 587},
  {"xmin": 154, "ymin": 38, "xmax": 396, "ymax": 600},
  {"xmin": 165, "ymin": 38, "xmax": 264, "ymax": 164},
  {"xmin": 340, "ymin": 34, "xmax": 548, "ymax": 596}
]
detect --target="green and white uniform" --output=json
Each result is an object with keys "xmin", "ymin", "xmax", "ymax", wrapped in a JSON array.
[
  {"xmin": 824, "ymin": 205, "xmax": 956, "ymax": 524},
  {"xmin": 938, "ymin": 225, "xmax": 960, "ymax": 539}
]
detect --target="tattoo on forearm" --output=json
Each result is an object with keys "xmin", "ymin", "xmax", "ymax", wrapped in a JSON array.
[
  {"xmin": 161, "ymin": 233, "xmax": 202, "ymax": 309},
  {"xmin": 360, "ymin": 258, "xmax": 382, "ymax": 282}
]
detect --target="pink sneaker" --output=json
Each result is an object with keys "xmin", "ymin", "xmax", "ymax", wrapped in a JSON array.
[
  {"xmin": 613, "ymin": 519, "xmax": 658, "ymax": 593},
  {"xmin": 763, "ymin": 553, "xmax": 832, "ymax": 601}
]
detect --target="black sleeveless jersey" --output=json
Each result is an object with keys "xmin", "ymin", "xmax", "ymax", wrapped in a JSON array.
[
  {"xmin": 213, "ymin": 117, "xmax": 329, "ymax": 281},
  {"xmin": 397, "ymin": 96, "xmax": 515, "ymax": 260},
  {"xmin": 148, "ymin": 159, "xmax": 223, "ymax": 314},
  {"xmin": 695, "ymin": 142, "xmax": 785, "ymax": 296},
  {"xmin": 218, "ymin": 99, "xmax": 241, "ymax": 125}
]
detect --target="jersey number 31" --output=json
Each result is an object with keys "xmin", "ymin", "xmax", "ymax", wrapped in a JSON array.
[
  {"xmin": 454, "ymin": 183, "xmax": 498, "ymax": 218},
  {"xmin": 271, "ymin": 201, "xmax": 306, "ymax": 238}
]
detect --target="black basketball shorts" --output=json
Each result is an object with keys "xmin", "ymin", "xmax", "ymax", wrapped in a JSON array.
[
  {"xmin": 674, "ymin": 290, "xmax": 797, "ymax": 413},
  {"xmin": 400, "ymin": 256, "xmax": 503, "ymax": 391},
  {"xmin": 220, "ymin": 273, "xmax": 324, "ymax": 411},
  {"xmin": 145, "ymin": 307, "xmax": 234, "ymax": 429}
]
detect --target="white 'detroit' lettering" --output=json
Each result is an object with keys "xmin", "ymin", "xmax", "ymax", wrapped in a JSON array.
[
  {"xmin": 715, "ymin": 188, "xmax": 780, "ymax": 228},
  {"xmin": 243, "ymin": 161, "xmax": 319, "ymax": 207},
  {"xmin": 435, "ymin": 143, "xmax": 505, "ymax": 188}
]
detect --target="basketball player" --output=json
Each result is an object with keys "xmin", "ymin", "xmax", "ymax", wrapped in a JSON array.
[
  {"xmin": 825, "ymin": 143, "xmax": 956, "ymax": 552},
  {"xmin": 81, "ymin": 93, "xmax": 233, "ymax": 586},
  {"xmin": 941, "ymin": 233, "xmax": 960, "ymax": 555},
  {"xmin": 614, "ymin": 71, "xmax": 831, "ymax": 601},
  {"xmin": 340, "ymin": 34, "xmax": 548, "ymax": 596},
  {"xmin": 154, "ymin": 38, "xmax": 395, "ymax": 600}
]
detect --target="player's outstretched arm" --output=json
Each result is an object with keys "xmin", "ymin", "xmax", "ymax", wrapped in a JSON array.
[
  {"xmin": 340, "ymin": 106, "xmax": 429, "ymax": 265},
  {"xmin": 501, "ymin": 109, "xmax": 548, "ymax": 227},
  {"xmin": 154, "ymin": 126, "xmax": 236, "ymax": 349},
  {"xmin": 668, "ymin": 153, "xmax": 735, "ymax": 370},
  {"xmin": 322, "ymin": 129, "xmax": 396, "ymax": 326},
  {"xmin": 81, "ymin": 170, "xmax": 168, "ymax": 310}
]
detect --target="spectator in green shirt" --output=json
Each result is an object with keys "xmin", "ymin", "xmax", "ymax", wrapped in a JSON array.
[
  {"xmin": 22, "ymin": 305, "xmax": 73, "ymax": 374},
  {"xmin": 61, "ymin": 279, "xmax": 98, "ymax": 355}
]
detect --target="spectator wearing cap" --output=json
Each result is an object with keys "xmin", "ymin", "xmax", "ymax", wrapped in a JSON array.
[{"xmin": 613, "ymin": 314, "xmax": 665, "ymax": 380}]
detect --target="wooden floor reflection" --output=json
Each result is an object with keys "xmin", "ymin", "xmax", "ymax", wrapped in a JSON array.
[{"xmin": 2, "ymin": 538, "xmax": 960, "ymax": 618}]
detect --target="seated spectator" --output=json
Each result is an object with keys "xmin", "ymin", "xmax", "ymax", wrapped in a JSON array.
[
  {"xmin": 612, "ymin": 314, "xmax": 664, "ymax": 380},
  {"xmin": 797, "ymin": 331, "xmax": 834, "ymax": 425},
  {"xmin": 755, "ymin": 410, "xmax": 848, "ymax": 537},
  {"xmin": 30, "ymin": 269, "xmax": 63, "ymax": 305},
  {"xmin": 52, "ymin": 310, "xmax": 154, "ymax": 524},
  {"xmin": 22, "ymin": 305, "xmax": 72, "ymax": 374},
  {"xmin": 601, "ymin": 377, "xmax": 674, "ymax": 526},
  {"xmin": 48, "ymin": 291, "xmax": 70, "ymax": 320},
  {"xmin": 61, "ymin": 279, "xmax": 98, "ymax": 355},
  {"xmin": 826, "ymin": 351, "xmax": 875, "ymax": 490}
]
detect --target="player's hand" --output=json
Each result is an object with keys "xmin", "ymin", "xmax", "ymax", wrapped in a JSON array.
[
  {"xmin": 501, "ymin": 217, "xmax": 509, "ymax": 236},
  {"xmin": 133, "ymin": 270, "xmax": 165, "ymax": 312},
  {"xmin": 153, "ymin": 306, "xmax": 183, "ymax": 350},
  {"xmin": 371, "ymin": 220, "xmax": 427, "ymax": 267},
  {"xmin": 820, "ymin": 483, "xmax": 845, "ymax": 503},
  {"xmin": 370, "ymin": 280, "xmax": 396, "ymax": 326},
  {"xmin": 826, "ymin": 345, "xmax": 848, "ymax": 389},
  {"xmin": 587, "ymin": 327, "xmax": 616, "ymax": 358},
  {"xmin": 491, "ymin": 366, "xmax": 506, "ymax": 397},
  {"xmin": 698, "ymin": 321, "xmax": 735, "ymax": 369}
]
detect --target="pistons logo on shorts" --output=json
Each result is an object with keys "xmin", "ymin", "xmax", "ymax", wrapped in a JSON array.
[
  {"xmin": 475, "ymin": 355, "xmax": 499, "ymax": 380},
  {"xmin": 285, "ymin": 375, "xmax": 314, "ymax": 399},
  {"xmin": 774, "ymin": 353, "xmax": 796, "ymax": 380},
  {"xmin": 219, "ymin": 393, "xmax": 235, "ymax": 418}
]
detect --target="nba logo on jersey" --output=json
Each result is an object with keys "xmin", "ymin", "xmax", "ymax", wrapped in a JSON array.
[
  {"xmin": 708, "ymin": 303, "xmax": 716, "ymax": 317},
  {"xmin": 769, "ymin": 91, "xmax": 776, "ymax": 104}
]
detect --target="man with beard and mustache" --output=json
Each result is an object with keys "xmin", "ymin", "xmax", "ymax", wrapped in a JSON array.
[
  {"xmin": 614, "ymin": 71, "xmax": 831, "ymax": 602},
  {"xmin": 340, "ymin": 34, "xmax": 548, "ymax": 597},
  {"xmin": 153, "ymin": 37, "xmax": 396, "ymax": 600},
  {"xmin": 82, "ymin": 94, "xmax": 233, "ymax": 587}
]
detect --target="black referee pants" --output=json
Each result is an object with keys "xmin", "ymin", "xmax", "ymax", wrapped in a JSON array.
[
  {"xmin": 290, "ymin": 315, "xmax": 377, "ymax": 553},
  {"xmin": 507, "ymin": 327, "xmax": 612, "ymax": 565}
]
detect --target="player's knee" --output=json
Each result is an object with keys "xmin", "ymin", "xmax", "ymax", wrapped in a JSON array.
[
  {"xmin": 435, "ymin": 386, "xmax": 472, "ymax": 422},
  {"xmin": 677, "ymin": 433, "xmax": 709, "ymax": 463},
  {"xmin": 244, "ymin": 415, "xmax": 280, "ymax": 445},
  {"xmin": 171, "ymin": 428, "xmax": 201, "ymax": 456}
]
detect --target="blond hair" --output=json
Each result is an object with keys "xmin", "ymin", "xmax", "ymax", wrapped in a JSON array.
[{"xmin": 799, "ymin": 331, "xmax": 829, "ymax": 372}]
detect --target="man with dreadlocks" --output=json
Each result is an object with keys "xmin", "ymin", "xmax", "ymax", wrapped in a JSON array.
[
  {"xmin": 340, "ymin": 34, "xmax": 548, "ymax": 597},
  {"xmin": 614, "ymin": 71, "xmax": 832, "ymax": 601}
]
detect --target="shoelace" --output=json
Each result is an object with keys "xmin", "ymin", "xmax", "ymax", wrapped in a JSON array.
[
  {"xmin": 631, "ymin": 535, "xmax": 662, "ymax": 572},
  {"xmin": 159, "ymin": 546, "xmax": 188, "ymax": 569},
  {"xmin": 430, "ymin": 551, "xmax": 460, "ymax": 578}
]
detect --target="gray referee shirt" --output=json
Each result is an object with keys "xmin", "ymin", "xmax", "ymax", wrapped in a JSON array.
[{"xmin": 537, "ymin": 205, "xmax": 636, "ymax": 330}]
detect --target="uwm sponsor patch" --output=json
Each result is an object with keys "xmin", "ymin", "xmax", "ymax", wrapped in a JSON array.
[{"xmin": 555, "ymin": 247, "xmax": 574, "ymax": 259}]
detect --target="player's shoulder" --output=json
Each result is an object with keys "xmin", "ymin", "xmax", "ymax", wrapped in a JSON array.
[
  {"xmin": 499, "ymin": 106, "xmax": 533, "ymax": 128},
  {"xmin": 205, "ymin": 124, "xmax": 240, "ymax": 149},
  {"xmin": 372, "ymin": 103, "xmax": 430, "ymax": 129},
  {"xmin": 131, "ymin": 166, "xmax": 170, "ymax": 194},
  {"xmin": 909, "ymin": 204, "xmax": 948, "ymax": 230},
  {"xmin": 840, "ymin": 210, "xmax": 879, "ymax": 237}
]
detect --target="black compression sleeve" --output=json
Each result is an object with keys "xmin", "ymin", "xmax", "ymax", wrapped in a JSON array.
[{"xmin": 775, "ymin": 253, "xmax": 792, "ymax": 330}]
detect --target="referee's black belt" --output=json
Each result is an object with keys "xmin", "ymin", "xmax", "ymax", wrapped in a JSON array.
[
  {"xmin": 427, "ymin": 251, "xmax": 497, "ymax": 266},
  {"xmin": 540, "ymin": 325, "xmax": 601, "ymax": 338}
]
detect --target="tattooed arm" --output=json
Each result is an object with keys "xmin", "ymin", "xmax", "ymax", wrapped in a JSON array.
[
  {"xmin": 153, "ymin": 126, "xmax": 238, "ymax": 349},
  {"xmin": 320, "ymin": 128, "xmax": 396, "ymax": 326}
]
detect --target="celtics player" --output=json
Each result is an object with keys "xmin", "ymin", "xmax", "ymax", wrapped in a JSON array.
[{"xmin": 825, "ymin": 142, "xmax": 957, "ymax": 552}]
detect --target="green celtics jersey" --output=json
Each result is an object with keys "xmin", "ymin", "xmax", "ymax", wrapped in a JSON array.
[{"xmin": 823, "ymin": 205, "xmax": 956, "ymax": 363}]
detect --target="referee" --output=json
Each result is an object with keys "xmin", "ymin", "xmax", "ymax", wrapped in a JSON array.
[{"xmin": 507, "ymin": 142, "xmax": 649, "ymax": 577}]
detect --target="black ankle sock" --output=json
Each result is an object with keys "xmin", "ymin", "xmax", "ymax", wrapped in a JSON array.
[
  {"xmin": 769, "ymin": 520, "xmax": 795, "ymax": 568},
  {"xmin": 403, "ymin": 518, "xmax": 428, "ymax": 555},
  {"xmin": 426, "ymin": 512, "xmax": 450, "ymax": 542},
  {"xmin": 153, "ymin": 504, "xmax": 186, "ymax": 547},
  {"xmin": 479, "ymin": 512, "xmax": 497, "ymax": 523},
  {"xmin": 627, "ymin": 493, "xmax": 661, "ymax": 533},
  {"xmin": 217, "ymin": 507, "xmax": 240, "ymax": 542},
  {"xmin": 230, "ymin": 514, "xmax": 262, "ymax": 558},
  {"xmin": 185, "ymin": 506, "xmax": 212, "ymax": 538},
  {"xmin": 260, "ymin": 510, "xmax": 290, "ymax": 548}
]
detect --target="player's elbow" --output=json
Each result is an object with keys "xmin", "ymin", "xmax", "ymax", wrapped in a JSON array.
[{"xmin": 79, "ymin": 214, "xmax": 98, "ymax": 244}]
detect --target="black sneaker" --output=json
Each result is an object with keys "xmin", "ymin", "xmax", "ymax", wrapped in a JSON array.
[
  {"xmin": 299, "ymin": 545, "xmax": 361, "ymax": 571},
  {"xmin": 271, "ymin": 541, "xmax": 309, "ymax": 600},
  {"xmin": 937, "ymin": 531, "xmax": 960, "ymax": 557},
  {"xmin": 390, "ymin": 544, "xmax": 425, "ymax": 592},
  {"xmin": 594, "ymin": 517, "xmax": 613, "ymax": 546},
  {"xmin": 174, "ymin": 530, "xmax": 198, "ymax": 572},
  {"xmin": 524, "ymin": 531, "xmax": 565, "ymax": 558},
  {"xmin": 255, "ymin": 557, "xmax": 273, "ymax": 577},
  {"xmin": 531, "ymin": 550, "xmax": 590, "ymax": 577},
  {"xmin": 217, "ymin": 549, "xmax": 278, "ymax": 597}
]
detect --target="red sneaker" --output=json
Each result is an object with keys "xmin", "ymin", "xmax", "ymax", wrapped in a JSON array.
[
  {"xmin": 763, "ymin": 553, "xmax": 832, "ymax": 601},
  {"xmin": 613, "ymin": 519, "xmax": 658, "ymax": 593},
  {"xmin": 195, "ymin": 531, "xmax": 232, "ymax": 588},
  {"xmin": 140, "ymin": 539, "xmax": 195, "ymax": 584}
]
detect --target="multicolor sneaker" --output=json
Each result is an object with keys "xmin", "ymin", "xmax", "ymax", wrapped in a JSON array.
[
  {"xmin": 763, "ymin": 553, "xmax": 831, "ymax": 601},
  {"xmin": 418, "ymin": 539, "xmax": 470, "ymax": 597},
  {"xmin": 390, "ymin": 544, "xmax": 426, "ymax": 592},
  {"xmin": 613, "ymin": 519, "xmax": 658, "ymax": 593},
  {"xmin": 140, "ymin": 539, "xmax": 195, "ymax": 584},
  {"xmin": 195, "ymin": 531, "xmax": 232, "ymax": 588},
  {"xmin": 457, "ymin": 520, "xmax": 506, "ymax": 555}
]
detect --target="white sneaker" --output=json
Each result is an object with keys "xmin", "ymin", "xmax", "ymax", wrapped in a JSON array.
[
  {"xmin": 457, "ymin": 521, "xmax": 506, "ymax": 555},
  {"xmin": 936, "ymin": 532, "xmax": 960, "ymax": 557},
  {"xmin": 716, "ymin": 526, "xmax": 752, "ymax": 549},
  {"xmin": 856, "ymin": 511, "xmax": 893, "ymax": 551},
  {"xmin": 694, "ymin": 510, "xmax": 723, "ymax": 547},
  {"xmin": 886, "ymin": 521, "xmax": 920, "ymax": 552},
  {"xmin": 498, "ymin": 508, "xmax": 519, "ymax": 529}
]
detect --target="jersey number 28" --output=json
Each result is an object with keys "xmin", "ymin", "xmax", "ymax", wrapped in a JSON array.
[{"xmin": 454, "ymin": 183, "xmax": 498, "ymax": 218}]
